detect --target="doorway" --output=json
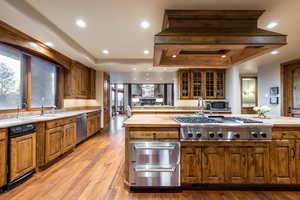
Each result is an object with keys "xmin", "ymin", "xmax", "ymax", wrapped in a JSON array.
[
  {"xmin": 282, "ymin": 59, "xmax": 300, "ymax": 117},
  {"xmin": 240, "ymin": 76, "xmax": 258, "ymax": 114}
]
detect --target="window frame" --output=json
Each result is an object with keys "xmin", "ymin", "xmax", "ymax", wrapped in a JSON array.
[{"xmin": 0, "ymin": 43, "xmax": 61, "ymax": 113}]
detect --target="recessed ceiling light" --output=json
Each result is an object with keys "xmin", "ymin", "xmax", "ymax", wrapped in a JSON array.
[
  {"xmin": 164, "ymin": 68, "xmax": 167, "ymax": 71},
  {"xmin": 271, "ymin": 50, "xmax": 279, "ymax": 55},
  {"xmin": 221, "ymin": 55, "xmax": 226, "ymax": 58},
  {"xmin": 266, "ymin": 22, "xmax": 278, "ymax": 29},
  {"xmin": 172, "ymin": 55, "xmax": 177, "ymax": 58},
  {"xmin": 144, "ymin": 50, "xmax": 150, "ymax": 55},
  {"xmin": 29, "ymin": 42, "xmax": 38, "ymax": 48},
  {"xmin": 102, "ymin": 49, "xmax": 109, "ymax": 55},
  {"xmin": 133, "ymin": 67, "xmax": 137, "ymax": 71},
  {"xmin": 140, "ymin": 20, "xmax": 150, "ymax": 29},
  {"xmin": 76, "ymin": 19, "xmax": 87, "ymax": 28},
  {"xmin": 44, "ymin": 42, "xmax": 54, "ymax": 47}
]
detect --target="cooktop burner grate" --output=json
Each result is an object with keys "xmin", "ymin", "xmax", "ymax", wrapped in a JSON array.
[{"xmin": 174, "ymin": 117, "xmax": 222, "ymax": 124}]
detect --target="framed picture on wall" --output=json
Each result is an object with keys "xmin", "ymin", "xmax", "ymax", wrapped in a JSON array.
[
  {"xmin": 270, "ymin": 87, "xmax": 279, "ymax": 96},
  {"xmin": 270, "ymin": 97, "xmax": 279, "ymax": 105}
]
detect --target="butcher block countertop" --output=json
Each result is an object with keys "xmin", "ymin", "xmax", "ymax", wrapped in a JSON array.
[{"xmin": 123, "ymin": 114, "xmax": 300, "ymax": 128}]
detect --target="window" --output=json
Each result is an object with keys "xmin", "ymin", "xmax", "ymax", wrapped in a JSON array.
[
  {"xmin": 31, "ymin": 58, "xmax": 57, "ymax": 108},
  {"xmin": 0, "ymin": 43, "xmax": 58, "ymax": 112},
  {"xmin": 241, "ymin": 77, "xmax": 257, "ymax": 108},
  {"xmin": 0, "ymin": 45, "xmax": 24, "ymax": 110}
]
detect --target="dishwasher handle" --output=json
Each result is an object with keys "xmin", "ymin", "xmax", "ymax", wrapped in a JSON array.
[
  {"xmin": 134, "ymin": 167, "xmax": 176, "ymax": 172},
  {"xmin": 134, "ymin": 145, "xmax": 176, "ymax": 150}
]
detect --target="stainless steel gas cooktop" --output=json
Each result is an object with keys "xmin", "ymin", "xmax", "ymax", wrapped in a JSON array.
[{"xmin": 174, "ymin": 115, "xmax": 272, "ymax": 141}]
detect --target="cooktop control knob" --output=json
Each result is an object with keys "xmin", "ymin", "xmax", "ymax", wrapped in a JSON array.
[
  {"xmin": 233, "ymin": 133, "xmax": 240, "ymax": 139},
  {"xmin": 196, "ymin": 132, "xmax": 202, "ymax": 138},
  {"xmin": 251, "ymin": 131, "xmax": 258, "ymax": 138},
  {"xmin": 260, "ymin": 132, "xmax": 267, "ymax": 138},
  {"xmin": 217, "ymin": 132, "xmax": 223, "ymax": 138},
  {"xmin": 188, "ymin": 133, "xmax": 193, "ymax": 138},
  {"xmin": 209, "ymin": 132, "xmax": 215, "ymax": 138}
]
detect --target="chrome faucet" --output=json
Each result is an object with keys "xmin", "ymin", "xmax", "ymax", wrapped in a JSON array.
[
  {"xmin": 16, "ymin": 105, "xmax": 20, "ymax": 119},
  {"xmin": 41, "ymin": 97, "xmax": 45, "ymax": 116},
  {"xmin": 197, "ymin": 97, "xmax": 204, "ymax": 116}
]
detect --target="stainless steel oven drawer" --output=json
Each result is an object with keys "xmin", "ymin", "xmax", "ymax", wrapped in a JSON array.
[
  {"xmin": 129, "ymin": 164, "xmax": 180, "ymax": 187},
  {"xmin": 129, "ymin": 142, "xmax": 180, "ymax": 165}
]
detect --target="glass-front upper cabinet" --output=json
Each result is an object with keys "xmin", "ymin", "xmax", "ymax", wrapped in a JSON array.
[
  {"xmin": 191, "ymin": 71, "xmax": 203, "ymax": 98},
  {"xmin": 179, "ymin": 71, "xmax": 191, "ymax": 99}
]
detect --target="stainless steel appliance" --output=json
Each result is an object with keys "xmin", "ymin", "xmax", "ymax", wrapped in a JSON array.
[
  {"xmin": 205, "ymin": 100, "xmax": 230, "ymax": 111},
  {"xmin": 174, "ymin": 115, "xmax": 273, "ymax": 141},
  {"xmin": 129, "ymin": 142, "xmax": 180, "ymax": 187},
  {"xmin": 6, "ymin": 124, "xmax": 36, "ymax": 190},
  {"xmin": 76, "ymin": 114, "xmax": 87, "ymax": 144}
]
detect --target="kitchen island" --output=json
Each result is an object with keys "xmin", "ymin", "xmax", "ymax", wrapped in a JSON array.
[{"xmin": 123, "ymin": 114, "xmax": 300, "ymax": 189}]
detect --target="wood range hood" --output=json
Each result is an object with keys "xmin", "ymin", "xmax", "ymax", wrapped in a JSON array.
[{"xmin": 153, "ymin": 10, "xmax": 287, "ymax": 67}]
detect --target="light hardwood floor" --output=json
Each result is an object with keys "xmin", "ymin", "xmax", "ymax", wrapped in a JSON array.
[{"xmin": 1, "ymin": 115, "xmax": 300, "ymax": 200}]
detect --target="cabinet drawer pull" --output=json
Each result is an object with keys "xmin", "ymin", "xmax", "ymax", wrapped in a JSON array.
[{"xmin": 134, "ymin": 167, "xmax": 176, "ymax": 172}]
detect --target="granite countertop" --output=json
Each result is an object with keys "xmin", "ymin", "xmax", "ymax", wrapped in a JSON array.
[
  {"xmin": 0, "ymin": 109, "xmax": 101, "ymax": 128},
  {"xmin": 131, "ymin": 109, "xmax": 231, "ymax": 113},
  {"xmin": 123, "ymin": 114, "xmax": 300, "ymax": 128}
]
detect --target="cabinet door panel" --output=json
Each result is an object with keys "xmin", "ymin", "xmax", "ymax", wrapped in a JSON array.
[
  {"xmin": 270, "ymin": 140, "xmax": 296, "ymax": 184},
  {"xmin": 63, "ymin": 123, "xmax": 76, "ymax": 153},
  {"xmin": 296, "ymin": 140, "xmax": 300, "ymax": 184},
  {"xmin": 10, "ymin": 133, "xmax": 36, "ymax": 181},
  {"xmin": 45, "ymin": 128, "xmax": 63, "ymax": 163},
  {"xmin": 191, "ymin": 71, "xmax": 203, "ymax": 98},
  {"xmin": 225, "ymin": 147, "xmax": 247, "ymax": 184},
  {"xmin": 248, "ymin": 147, "xmax": 269, "ymax": 184},
  {"xmin": 202, "ymin": 147, "xmax": 225, "ymax": 183},
  {"xmin": 179, "ymin": 71, "xmax": 191, "ymax": 99},
  {"xmin": 0, "ymin": 130, "xmax": 7, "ymax": 187},
  {"xmin": 181, "ymin": 148, "xmax": 201, "ymax": 184}
]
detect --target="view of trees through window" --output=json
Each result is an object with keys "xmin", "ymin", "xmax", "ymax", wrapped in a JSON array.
[
  {"xmin": 0, "ymin": 45, "xmax": 23, "ymax": 110},
  {"xmin": 0, "ymin": 44, "xmax": 58, "ymax": 111}
]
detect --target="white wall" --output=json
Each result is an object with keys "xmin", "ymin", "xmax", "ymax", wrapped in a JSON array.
[
  {"xmin": 226, "ymin": 66, "xmax": 241, "ymax": 114},
  {"xmin": 257, "ymin": 64, "xmax": 281, "ymax": 116},
  {"xmin": 110, "ymin": 72, "xmax": 176, "ymax": 84}
]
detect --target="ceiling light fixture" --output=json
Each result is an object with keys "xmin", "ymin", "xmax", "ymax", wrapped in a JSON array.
[
  {"xmin": 102, "ymin": 49, "xmax": 109, "ymax": 55},
  {"xmin": 271, "ymin": 50, "xmax": 279, "ymax": 55},
  {"xmin": 164, "ymin": 68, "xmax": 167, "ymax": 71},
  {"xmin": 133, "ymin": 67, "xmax": 137, "ymax": 71},
  {"xmin": 76, "ymin": 19, "xmax": 87, "ymax": 28},
  {"xmin": 221, "ymin": 55, "xmax": 226, "ymax": 58},
  {"xmin": 144, "ymin": 50, "xmax": 150, "ymax": 55},
  {"xmin": 266, "ymin": 21, "xmax": 278, "ymax": 29},
  {"xmin": 45, "ymin": 42, "xmax": 54, "ymax": 47},
  {"xmin": 172, "ymin": 55, "xmax": 177, "ymax": 58},
  {"xmin": 29, "ymin": 42, "xmax": 38, "ymax": 48},
  {"xmin": 140, "ymin": 20, "xmax": 150, "ymax": 29}
]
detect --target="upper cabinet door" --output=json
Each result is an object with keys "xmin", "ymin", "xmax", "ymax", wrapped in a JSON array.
[
  {"xmin": 179, "ymin": 71, "xmax": 191, "ymax": 99},
  {"xmin": 191, "ymin": 71, "xmax": 203, "ymax": 98},
  {"xmin": 216, "ymin": 71, "xmax": 225, "ymax": 98},
  {"xmin": 205, "ymin": 71, "xmax": 216, "ymax": 99}
]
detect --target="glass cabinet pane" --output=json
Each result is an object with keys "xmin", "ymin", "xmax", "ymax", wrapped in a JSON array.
[
  {"xmin": 216, "ymin": 72, "xmax": 224, "ymax": 98},
  {"xmin": 206, "ymin": 72, "xmax": 215, "ymax": 97},
  {"xmin": 192, "ymin": 71, "xmax": 202, "ymax": 97},
  {"xmin": 181, "ymin": 71, "xmax": 190, "ymax": 98}
]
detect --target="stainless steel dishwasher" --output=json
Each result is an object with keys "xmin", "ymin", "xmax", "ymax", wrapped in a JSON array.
[
  {"xmin": 76, "ymin": 114, "xmax": 87, "ymax": 144},
  {"xmin": 129, "ymin": 142, "xmax": 180, "ymax": 187}
]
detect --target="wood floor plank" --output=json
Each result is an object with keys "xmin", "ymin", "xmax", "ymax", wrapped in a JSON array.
[{"xmin": 1, "ymin": 115, "xmax": 300, "ymax": 200}]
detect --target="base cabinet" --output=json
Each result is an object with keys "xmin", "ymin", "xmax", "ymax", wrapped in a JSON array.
[
  {"xmin": 87, "ymin": 111, "xmax": 101, "ymax": 137},
  {"xmin": 0, "ymin": 130, "xmax": 7, "ymax": 187},
  {"xmin": 202, "ymin": 147, "xmax": 225, "ymax": 184},
  {"xmin": 225, "ymin": 147, "xmax": 247, "ymax": 184},
  {"xmin": 10, "ymin": 133, "xmax": 36, "ymax": 181},
  {"xmin": 45, "ymin": 127, "xmax": 63, "ymax": 163},
  {"xmin": 181, "ymin": 148, "xmax": 201, "ymax": 184},
  {"xmin": 62, "ymin": 123, "xmax": 76, "ymax": 153},
  {"xmin": 270, "ymin": 140, "xmax": 296, "ymax": 184}
]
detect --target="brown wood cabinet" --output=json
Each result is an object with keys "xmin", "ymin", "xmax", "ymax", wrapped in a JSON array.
[
  {"xmin": 0, "ymin": 129, "xmax": 7, "ymax": 187},
  {"xmin": 87, "ymin": 111, "xmax": 101, "ymax": 137},
  {"xmin": 202, "ymin": 147, "xmax": 225, "ymax": 184},
  {"xmin": 178, "ymin": 69, "xmax": 225, "ymax": 99},
  {"xmin": 181, "ymin": 147, "xmax": 201, "ymax": 184},
  {"xmin": 10, "ymin": 133, "xmax": 36, "ymax": 181},
  {"xmin": 225, "ymin": 147, "xmax": 247, "ymax": 184},
  {"xmin": 64, "ymin": 61, "xmax": 96, "ymax": 99},
  {"xmin": 44, "ymin": 117, "xmax": 77, "ymax": 164}
]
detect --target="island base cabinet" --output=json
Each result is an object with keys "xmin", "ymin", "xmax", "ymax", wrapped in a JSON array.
[
  {"xmin": 225, "ymin": 147, "xmax": 247, "ymax": 184},
  {"xmin": 270, "ymin": 140, "xmax": 296, "ymax": 184},
  {"xmin": 0, "ymin": 130, "xmax": 7, "ymax": 187},
  {"xmin": 10, "ymin": 133, "xmax": 36, "ymax": 181},
  {"xmin": 45, "ymin": 127, "xmax": 63, "ymax": 163},
  {"xmin": 181, "ymin": 148, "xmax": 201, "ymax": 184},
  {"xmin": 202, "ymin": 147, "xmax": 225, "ymax": 184},
  {"xmin": 247, "ymin": 147, "xmax": 270, "ymax": 184}
]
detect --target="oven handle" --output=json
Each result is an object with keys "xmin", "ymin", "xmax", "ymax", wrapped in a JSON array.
[
  {"xmin": 134, "ymin": 145, "xmax": 176, "ymax": 150},
  {"xmin": 134, "ymin": 167, "xmax": 176, "ymax": 172}
]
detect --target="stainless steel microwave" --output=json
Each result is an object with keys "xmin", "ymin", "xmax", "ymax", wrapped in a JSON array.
[{"xmin": 206, "ymin": 101, "xmax": 229, "ymax": 110}]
